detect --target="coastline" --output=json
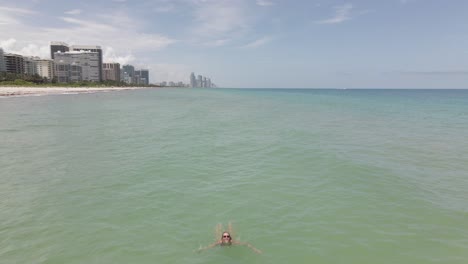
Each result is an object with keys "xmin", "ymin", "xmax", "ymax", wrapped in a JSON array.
[{"xmin": 0, "ymin": 86, "xmax": 151, "ymax": 97}]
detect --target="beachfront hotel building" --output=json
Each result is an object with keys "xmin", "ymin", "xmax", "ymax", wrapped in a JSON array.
[
  {"xmin": 4, "ymin": 53, "xmax": 24, "ymax": 74},
  {"xmin": 50, "ymin": 42, "xmax": 103, "ymax": 81},
  {"xmin": 102, "ymin": 63, "xmax": 121, "ymax": 82},
  {"xmin": 0, "ymin": 50, "xmax": 53, "ymax": 79},
  {"xmin": 54, "ymin": 51, "xmax": 100, "ymax": 83},
  {"xmin": 35, "ymin": 59, "xmax": 55, "ymax": 79},
  {"xmin": 71, "ymin": 45, "xmax": 103, "ymax": 81},
  {"xmin": 23, "ymin": 57, "xmax": 38, "ymax": 76}
]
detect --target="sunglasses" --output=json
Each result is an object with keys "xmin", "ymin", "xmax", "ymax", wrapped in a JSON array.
[{"xmin": 223, "ymin": 235, "xmax": 231, "ymax": 238}]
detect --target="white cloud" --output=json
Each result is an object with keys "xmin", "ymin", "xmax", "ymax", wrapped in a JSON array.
[
  {"xmin": 191, "ymin": 1, "xmax": 249, "ymax": 39},
  {"xmin": 60, "ymin": 17, "xmax": 117, "ymax": 32},
  {"xmin": 0, "ymin": 38, "xmax": 49, "ymax": 58},
  {"xmin": 0, "ymin": 6, "xmax": 36, "ymax": 14},
  {"xmin": 0, "ymin": 38, "xmax": 17, "ymax": 50},
  {"xmin": 316, "ymin": 4, "xmax": 353, "ymax": 24},
  {"xmin": 62, "ymin": 15, "xmax": 173, "ymax": 51},
  {"xmin": 0, "ymin": 6, "xmax": 36, "ymax": 25},
  {"xmin": 64, "ymin": 9, "xmax": 82, "ymax": 15},
  {"xmin": 204, "ymin": 38, "xmax": 231, "ymax": 47},
  {"xmin": 256, "ymin": 0, "xmax": 274, "ymax": 6},
  {"xmin": 103, "ymin": 47, "xmax": 135, "ymax": 65},
  {"xmin": 241, "ymin": 36, "xmax": 272, "ymax": 48}
]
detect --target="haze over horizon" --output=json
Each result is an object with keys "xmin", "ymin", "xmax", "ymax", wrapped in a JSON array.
[{"xmin": 1, "ymin": 0, "xmax": 468, "ymax": 88}]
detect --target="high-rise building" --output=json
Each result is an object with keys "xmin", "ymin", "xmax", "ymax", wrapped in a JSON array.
[
  {"xmin": 71, "ymin": 45, "xmax": 103, "ymax": 81},
  {"xmin": 140, "ymin": 69, "xmax": 149, "ymax": 85},
  {"xmin": 121, "ymin": 64, "xmax": 135, "ymax": 84},
  {"xmin": 102, "ymin": 63, "xmax": 121, "ymax": 82},
  {"xmin": 35, "ymin": 59, "xmax": 55, "ymax": 79},
  {"xmin": 207, "ymin": 78, "xmax": 212, "ymax": 88},
  {"xmin": 4, "ymin": 53, "xmax": 24, "ymax": 74},
  {"xmin": 0, "ymin": 48, "xmax": 5, "ymax": 72},
  {"xmin": 132, "ymin": 69, "xmax": 150, "ymax": 85},
  {"xmin": 197, "ymin": 75, "xmax": 203, "ymax": 88},
  {"xmin": 51, "ymin": 42, "xmax": 103, "ymax": 81},
  {"xmin": 23, "ymin": 57, "xmax": 39, "ymax": 76},
  {"xmin": 190, "ymin": 72, "xmax": 196, "ymax": 87},
  {"xmin": 54, "ymin": 51, "xmax": 100, "ymax": 83},
  {"xmin": 134, "ymin": 70, "xmax": 142, "ymax": 84},
  {"xmin": 50, "ymin": 41, "xmax": 69, "ymax": 59}
]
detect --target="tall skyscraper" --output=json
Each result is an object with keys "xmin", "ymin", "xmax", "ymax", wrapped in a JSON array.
[
  {"xmin": 0, "ymin": 48, "xmax": 5, "ymax": 72},
  {"xmin": 4, "ymin": 53, "xmax": 24, "ymax": 74},
  {"xmin": 54, "ymin": 51, "xmax": 100, "ymax": 83},
  {"xmin": 190, "ymin": 72, "xmax": 196, "ymax": 87},
  {"xmin": 50, "ymin": 41, "xmax": 69, "ymax": 59},
  {"xmin": 121, "ymin": 64, "xmax": 135, "ymax": 84},
  {"xmin": 132, "ymin": 69, "xmax": 149, "ymax": 85},
  {"xmin": 102, "ymin": 63, "xmax": 121, "ymax": 82},
  {"xmin": 140, "ymin": 69, "xmax": 149, "ymax": 85},
  {"xmin": 134, "ymin": 70, "xmax": 142, "ymax": 84},
  {"xmin": 197, "ymin": 75, "xmax": 203, "ymax": 88}
]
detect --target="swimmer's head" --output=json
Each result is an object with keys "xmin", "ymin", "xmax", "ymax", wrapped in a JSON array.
[{"xmin": 221, "ymin": 232, "xmax": 232, "ymax": 243}]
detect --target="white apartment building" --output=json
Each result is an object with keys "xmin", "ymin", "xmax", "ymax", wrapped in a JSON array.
[
  {"xmin": 54, "ymin": 51, "xmax": 100, "ymax": 83},
  {"xmin": 35, "ymin": 59, "xmax": 55, "ymax": 79}
]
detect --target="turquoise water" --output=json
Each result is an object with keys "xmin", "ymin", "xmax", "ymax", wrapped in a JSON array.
[{"xmin": 1, "ymin": 88, "xmax": 467, "ymax": 263}]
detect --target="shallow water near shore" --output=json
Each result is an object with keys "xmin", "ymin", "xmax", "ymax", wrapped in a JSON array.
[{"xmin": 1, "ymin": 88, "xmax": 468, "ymax": 263}]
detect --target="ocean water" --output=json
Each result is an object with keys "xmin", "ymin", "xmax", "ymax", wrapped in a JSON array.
[{"xmin": 1, "ymin": 88, "xmax": 467, "ymax": 264}]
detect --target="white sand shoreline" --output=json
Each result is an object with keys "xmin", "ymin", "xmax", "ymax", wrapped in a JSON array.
[{"xmin": 0, "ymin": 86, "xmax": 152, "ymax": 97}]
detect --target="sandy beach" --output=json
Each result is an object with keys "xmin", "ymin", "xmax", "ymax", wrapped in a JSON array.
[{"xmin": 0, "ymin": 86, "xmax": 150, "ymax": 97}]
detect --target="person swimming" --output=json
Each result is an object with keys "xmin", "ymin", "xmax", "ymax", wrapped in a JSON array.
[{"xmin": 196, "ymin": 223, "xmax": 262, "ymax": 254}]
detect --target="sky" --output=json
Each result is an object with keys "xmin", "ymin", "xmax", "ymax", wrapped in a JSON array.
[{"xmin": 1, "ymin": 0, "xmax": 468, "ymax": 88}]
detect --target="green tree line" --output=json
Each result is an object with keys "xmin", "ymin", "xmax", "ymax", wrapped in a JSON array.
[{"xmin": 0, "ymin": 72, "xmax": 158, "ymax": 87}]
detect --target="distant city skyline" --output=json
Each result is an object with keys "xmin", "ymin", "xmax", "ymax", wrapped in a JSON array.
[
  {"xmin": 190, "ymin": 72, "xmax": 214, "ymax": 88},
  {"xmin": 1, "ymin": 0, "xmax": 468, "ymax": 88}
]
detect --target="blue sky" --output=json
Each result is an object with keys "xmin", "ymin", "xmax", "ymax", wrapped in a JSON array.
[{"xmin": 1, "ymin": 0, "xmax": 468, "ymax": 88}]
